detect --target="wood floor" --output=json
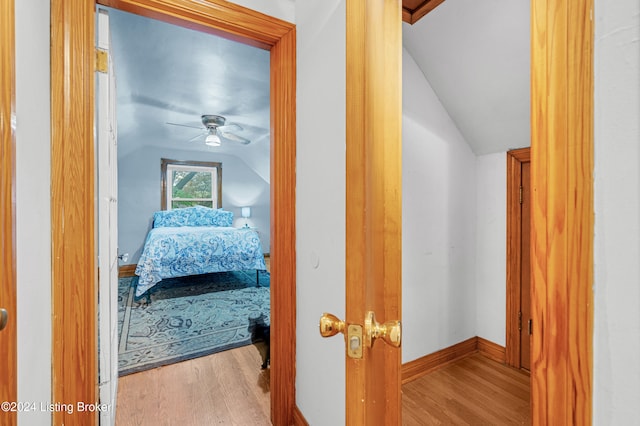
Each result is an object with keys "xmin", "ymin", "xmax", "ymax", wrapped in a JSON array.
[
  {"xmin": 115, "ymin": 349, "xmax": 529, "ymax": 425},
  {"xmin": 115, "ymin": 342, "xmax": 271, "ymax": 426},
  {"xmin": 403, "ymin": 353, "xmax": 530, "ymax": 425}
]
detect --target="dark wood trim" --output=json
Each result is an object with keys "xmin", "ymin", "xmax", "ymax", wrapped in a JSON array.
[
  {"xmin": 402, "ymin": 337, "xmax": 507, "ymax": 384},
  {"xmin": 402, "ymin": 337, "xmax": 478, "ymax": 384},
  {"xmin": 402, "ymin": 0, "xmax": 446, "ymax": 25},
  {"xmin": 53, "ymin": 1, "xmax": 296, "ymax": 425},
  {"xmin": 477, "ymin": 337, "xmax": 506, "ymax": 364},
  {"xmin": 508, "ymin": 147, "xmax": 530, "ymax": 163},
  {"xmin": 118, "ymin": 264, "xmax": 137, "ymax": 278},
  {"xmin": 531, "ymin": 0, "xmax": 594, "ymax": 423},
  {"xmin": 0, "ymin": 0, "xmax": 17, "ymax": 422},
  {"xmin": 292, "ymin": 405, "xmax": 310, "ymax": 426},
  {"xmin": 505, "ymin": 148, "xmax": 530, "ymax": 368}
]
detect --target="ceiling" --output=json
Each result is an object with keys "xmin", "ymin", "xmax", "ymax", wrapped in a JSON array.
[
  {"xmin": 108, "ymin": 0, "xmax": 530, "ymax": 160},
  {"xmin": 402, "ymin": 0, "xmax": 530, "ymax": 155},
  {"xmin": 107, "ymin": 7, "xmax": 271, "ymax": 161}
]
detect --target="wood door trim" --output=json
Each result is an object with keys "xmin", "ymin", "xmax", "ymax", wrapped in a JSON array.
[
  {"xmin": 402, "ymin": 0, "xmax": 446, "ymax": 25},
  {"xmin": 51, "ymin": 3, "xmax": 97, "ymax": 425},
  {"xmin": 506, "ymin": 147, "xmax": 530, "ymax": 368},
  {"xmin": 0, "ymin": 0, "xmax": 17, "ymax": 422},
  {"xmin": 51, "ymin": 1, "xmax": 296, "ymax": 425},
  {"xmin": 292, "ymin": 405, "xmax": 310, "ymax": 426},
  {"xmin": 531, "ymin": 1, "xmax": 594, "ymax": 424},
  {"xmin": 345, "ymin": 1, "xmax": 402, "ymax": 424}
]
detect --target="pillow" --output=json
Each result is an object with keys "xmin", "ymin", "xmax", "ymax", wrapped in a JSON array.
[
  {"xmin": 152, "ymin": 208, "xmax": 193, "ymax": 228},
  {"xmin": 153, "ymin": 206, "xmax": 233, "ymax": 228},
  {"xmin": 191, "ymin": 206, "xmax": 233, "ymax": 227}
]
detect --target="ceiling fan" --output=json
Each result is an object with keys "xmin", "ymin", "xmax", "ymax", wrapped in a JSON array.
[{"xmin": 167, "ymin": 114, "xmax": 251, "ymax": 146}]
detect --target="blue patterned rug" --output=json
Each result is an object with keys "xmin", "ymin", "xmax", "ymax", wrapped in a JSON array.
[{"xmin": 118, "ymin": 270, "xmax": 270, "ymax": 376}]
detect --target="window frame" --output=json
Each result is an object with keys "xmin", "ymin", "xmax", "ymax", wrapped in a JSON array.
[{"xmin": 161, "ymin": 158, "xmax": 222, "ymax": 210}]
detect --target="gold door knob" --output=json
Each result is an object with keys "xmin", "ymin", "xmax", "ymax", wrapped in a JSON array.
[
  {"xmin": 364, "ymin": 311, "xmax": 401, "ymax": 348},
  {"xmin": 0, "ymin": 308, "xmax": 7, "ymax": 331},
  {"xmin": 319, "ymin": 312, "xmax": 346, "ymax": 338}
]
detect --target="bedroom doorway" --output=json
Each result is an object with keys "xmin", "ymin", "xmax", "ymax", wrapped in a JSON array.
[
  {"xmin": 81, "ymin": 1, "xmax": 295, "ymax": 425},
  {"xmin": 103, "ymin": 5, "xmax": 274, "ymax": 377},
  {"xmin": 100, "ymin": 1, "xmax": 276, "ymax": 415}
]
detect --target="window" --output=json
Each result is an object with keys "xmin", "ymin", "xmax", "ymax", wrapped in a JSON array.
[{"xmin": 161, "ymin": 158, "xmax": 222, "ymax": 210}]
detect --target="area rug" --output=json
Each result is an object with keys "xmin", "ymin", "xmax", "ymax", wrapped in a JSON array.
[{"xmin": 118, "ymin": 270, "xmax": 270, "ymax": 376}]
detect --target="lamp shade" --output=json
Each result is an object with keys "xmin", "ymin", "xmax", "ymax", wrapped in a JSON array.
[{"xmin": 241, "ymin": 207, "xmax": 251, "ymax": 218}]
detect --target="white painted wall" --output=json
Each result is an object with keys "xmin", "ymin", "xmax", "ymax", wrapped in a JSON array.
[
  {"xmin": 228, "ymin": 0, "xmax": 294, "ymax": 23},
  {"xmin": 402, "ymin": 48, "xmax": 478, "ymax": 362},
  {"xmin": 475, "ymin": 153, "xmax": 507, "ymax": 346},
  {"xmin": 295, "ymin": 1, "xmax": 346, "ymax": 424},
  {"xmin": 118, "ymin": 147, "xmax": 271, "ymax": 263},
  {"xmin": 14, "ymin": 0, "xmax": 52, "ymax": 424},
  {"xmin": 593, "ymin": 0, "xmax": 640, "ymax": 423}
]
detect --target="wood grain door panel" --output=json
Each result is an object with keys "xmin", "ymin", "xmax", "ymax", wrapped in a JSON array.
[
  {"xmin": 0, "ymin": 0, "xmax": 17, "ymax": 423},
  {"xmin": 345, "ymin": 0, "xmax": 403, "ymax": 424}
]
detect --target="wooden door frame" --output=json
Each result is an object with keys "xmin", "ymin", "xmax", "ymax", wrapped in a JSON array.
[
  {"xmin": 530, "ymin": 0, "xmax": 593, "ymax": 424},
  {"xmin": 0, "ymin": 0, "xmax": 17, "ymax": 423},
  {"xmin": 51, "ymin": 1, "xmax": 296, "ymax": 425},
  {"xmin": 505, "ymin": 147, "xmax": 530, "ymax": 369}
]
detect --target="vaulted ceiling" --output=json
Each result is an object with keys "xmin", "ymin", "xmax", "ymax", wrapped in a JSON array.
[
  {"xmin": 108, "ymin": 0, "xmax": 530, "ymax": 161},
  {"xmin": 402, "ymin": 0, "xmax": 530, "ymax": 155}
]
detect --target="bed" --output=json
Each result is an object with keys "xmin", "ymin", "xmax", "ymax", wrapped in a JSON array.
[{"xmin": 134, "ymin": 206, "xmax": 267, "ymax": 297}]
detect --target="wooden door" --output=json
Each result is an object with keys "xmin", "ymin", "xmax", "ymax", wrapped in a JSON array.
[
  {"xmin": 345, "ymin": 0, "xmax": 403, "ymax": 423},
  {"xmin": 0, "ymin": 0, "xmax": 17, "ymax": 424},
  {"xmin": 97, "ymin": 9, "xmax": 119, "ymax": 425},
  {"xmin": 506, "ymin": 148, "xmax": 531, "ymax": 371}
]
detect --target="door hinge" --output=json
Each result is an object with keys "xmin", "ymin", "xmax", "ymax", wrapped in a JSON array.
[
  {"xmin": 519, "ymin": 186, "xmax": 523, "ymax": 204},
  {"xmin": 518, "ymin": 311, "xmax": 522, "ymax": 331},
  {"xmin": 96, "ymin": 48, "xmax": 108, "ymax": 73}
]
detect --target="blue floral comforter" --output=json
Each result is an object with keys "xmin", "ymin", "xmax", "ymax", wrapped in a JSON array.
[{"xmin": 134, "ymin": 226, "xmax": 266, "ymax": 297}]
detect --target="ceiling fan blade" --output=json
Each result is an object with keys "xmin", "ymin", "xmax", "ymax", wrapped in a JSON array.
[
  {"xmin": 166, "ymin": 121, "xmax": 203, "ymax": 130},
  {"xmin": 218, "ymin": 129, "xmax": 251, "ymax": 145},
  {"xmin": 187, "ymin": 131, "xmax": 206, "ymax": 142},
  {"xmin": 218, "ymin": 123, "xmax": 243, "ymax": 132}
]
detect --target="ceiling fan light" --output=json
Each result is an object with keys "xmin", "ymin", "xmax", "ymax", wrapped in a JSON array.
[{"xmin": 205, "ymin": 132, "xmax": 221, "ymax": 146}]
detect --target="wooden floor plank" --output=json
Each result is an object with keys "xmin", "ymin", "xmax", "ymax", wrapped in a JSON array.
[
  {"xmin": 116, "ymin": 348, "xmax": 529, "ymax": 425},
  {"xmin": 403, "ymin": 353, "xmax": 531, "ymax": 425},
  {"xmin": 115, "ymin": 343, "xmax": 271, "ymax": 426}
]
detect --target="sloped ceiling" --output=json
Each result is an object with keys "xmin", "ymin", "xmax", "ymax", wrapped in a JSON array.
[
  {"xmin": 107, "ymin": 7, "xmax": 271, "ymax": 168},
  {"xmin": 109, "ymin": 1, "xmax": 530, "ymax": 160},
  {"xmin": 403, "ymin": 0, "xmax": 531, "ymax": 155}
]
